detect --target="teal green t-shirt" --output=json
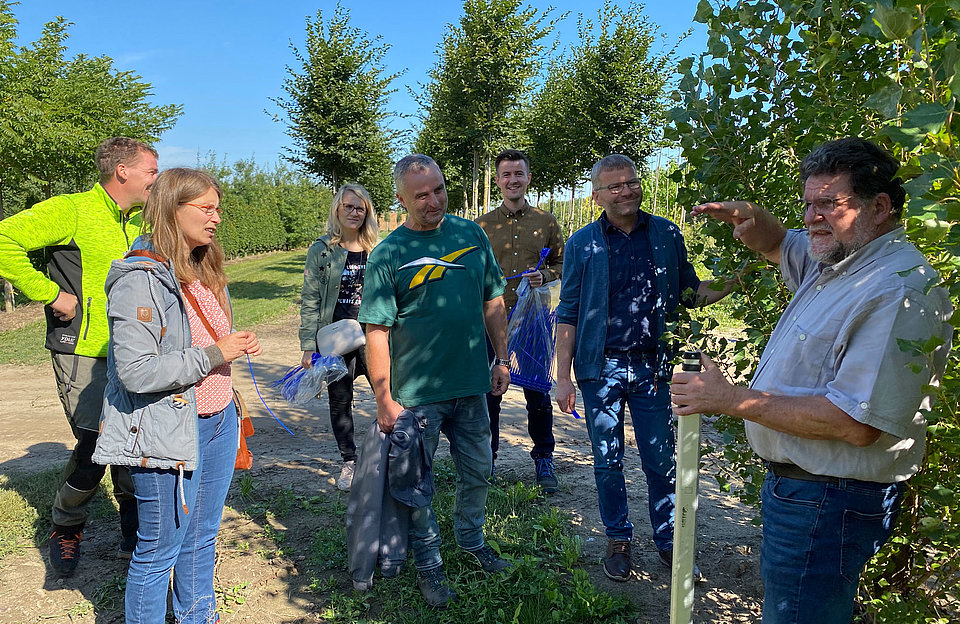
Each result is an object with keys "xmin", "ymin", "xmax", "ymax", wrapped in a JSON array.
[{"xmin": 358, "ymin": 214, "xmax": 506, "ymax": 406}]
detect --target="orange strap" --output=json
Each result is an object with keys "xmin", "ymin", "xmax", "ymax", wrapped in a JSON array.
[{"xmin": 125, "ymin": 249, "xmax": 167, "ymax": 263}]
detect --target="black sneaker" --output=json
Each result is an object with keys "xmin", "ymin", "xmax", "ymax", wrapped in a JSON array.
[
  {"xmin": 117, "ymin": 534, "xmax": 137, "ymax": 560},
  {"xmin": 417, "ymin": 566, "xmax": 458, "ymax": 609},
  {"xmin": 658, "ymin": 548, "xmax": 704, "ymax": 582},
  {"xmin": 49, "ymin": 526, "xmax": 82, "ymax": 577},
  {"xmin": 465, "ymin": 544, "xmax": 511, "ymax": 574},
  {"xmin": 604, "ymin": 539, "xmax": 631, "ymax": 582},
  {"xmin": 534, "ymin": 457, "xmax": 558, "ymax": 493}
]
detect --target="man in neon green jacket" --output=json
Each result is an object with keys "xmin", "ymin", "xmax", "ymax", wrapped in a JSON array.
[{"xmin": 0, "ymin": 137, "xmax": 158, "ymax": 576}]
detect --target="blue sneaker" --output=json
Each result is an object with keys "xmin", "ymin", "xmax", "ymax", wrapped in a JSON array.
[{"xmin": 534, "ymin": 457, "xmax": 558, "ymax": 493}]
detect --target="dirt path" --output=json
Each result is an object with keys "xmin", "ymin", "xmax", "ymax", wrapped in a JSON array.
[{"xmin": 0, "ymin": 313, "xmax": 763, "ymax": 623}]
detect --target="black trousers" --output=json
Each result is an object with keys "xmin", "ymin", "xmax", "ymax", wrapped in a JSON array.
[{"xmin": 326, "ymin": 347, "xmax": 369, "ymax": 463}]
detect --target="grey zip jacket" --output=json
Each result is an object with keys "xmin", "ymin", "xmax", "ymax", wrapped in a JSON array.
[{"xmin": 93, "ymin": 246, "xmax": 227, "ymax": 471}]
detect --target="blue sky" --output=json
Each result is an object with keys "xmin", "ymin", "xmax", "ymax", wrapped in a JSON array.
[{"xmin": 11, "ymin": 1, "xmax": 706, "ymax": 169}]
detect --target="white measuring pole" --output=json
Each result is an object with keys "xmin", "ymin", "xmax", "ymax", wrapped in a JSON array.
[{"xmin": 670, "ymin": 350, "xmax": 702, "ymax": 624}]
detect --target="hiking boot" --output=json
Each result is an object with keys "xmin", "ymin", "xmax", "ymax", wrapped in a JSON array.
[
  {"xmin": 658, "ymin": 548, "xmax": 704, "ymax": 582},
  {"xmin": 417, "ymin": 566, "xmax": 458, "ymax": 609},
  {"xmin": 489, "ymin": 461, "xmax": 496, "ymax": 483},
  {"xmin": 464, "ymin": 544, "xmax": 511, "ymax": 574},
  {"xmin": 117, "ymin": 534, "xmax": 137, "ymax": 560},
  {"xmin": 49, "ymin": 526, "xmax": 83, "ymax": 577},
  {"xmin": 336, "ymin": 460, "xmax": 356, "ymax": 492},
  {"xmin": 534, "ymin": 457, "xmax": 558, "ymax": 493},
  {"xmin": 604, "ymin": 539, "xmax": 631, "ymax": 582}
]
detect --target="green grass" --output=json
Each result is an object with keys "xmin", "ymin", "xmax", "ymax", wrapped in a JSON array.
[
  {"xmin": 231, "ymin": 459, "xmax": 634, "ymax": 624},
  {"xmin": 0, "ymin": 466, "xmax": 116, "ymax": 560},
  {"xmin": 225, "ymin": 249, "xmax": 307, "ymax": 329},
  {"xmin": 0, "ymin": 249, "xmax": 308, "ymax": 366},
  {"xmin": 0, "ymin": 319, "xmax": 47, "ymax": 366}
]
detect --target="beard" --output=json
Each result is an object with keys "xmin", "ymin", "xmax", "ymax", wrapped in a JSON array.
[{"xmin": 808, "ymin": 211, "xmax": 875, "ymax": 264}]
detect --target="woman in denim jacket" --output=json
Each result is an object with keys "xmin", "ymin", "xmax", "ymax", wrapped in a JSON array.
[
  {"xmin": 298, "ymin": 184, "xmax": 379, "ymax": 491},
  {"xmin": 94, "ymin": 168, "xmax": 261, "ymax": 624}
]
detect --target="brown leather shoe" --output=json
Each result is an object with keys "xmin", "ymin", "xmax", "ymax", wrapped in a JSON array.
[{"xmin": 603, "ymin": 539, "xmax": 631, "ymax": 581}]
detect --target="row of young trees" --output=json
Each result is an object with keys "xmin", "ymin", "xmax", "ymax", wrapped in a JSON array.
[
  {"xmin": 275, "ymin": 1, "xmax": 677, "ymax": 218},
  {"xmin": 201, "ymin": 157, "xmax": 332, "ymax": 258},
  {"xmin": 668, "ymin": 1, "xmax": 958, "ymax": 620}
]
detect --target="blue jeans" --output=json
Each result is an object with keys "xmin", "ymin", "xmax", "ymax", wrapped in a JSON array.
[
  {"xmin": 760, "ymin": 472, "xmax": 903, "ymax": 624},
  {"xmin": 578, "ymin": 354, "xmax": 675, "ymax": 548},
  {"xmin": 407, "ymin": 395, "xmax": 492, "ymax": 570},
  {"xmin": 126, "ymin": 402, "xmax": 237, "ymax": 624}
]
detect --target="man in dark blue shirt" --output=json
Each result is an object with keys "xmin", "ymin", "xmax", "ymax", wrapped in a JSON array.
[{"xmin": 555, "ymin": 154, "xmax": 730, "ymax": 582}]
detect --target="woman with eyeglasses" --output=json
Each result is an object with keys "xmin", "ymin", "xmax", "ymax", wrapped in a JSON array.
[
  {"xmin": 299, "ymin": 183, "xmax": 379, "ymax": 491},
  {"xmin": 93, "ymin": 168, "xmax": 261, "ymax": 624}
]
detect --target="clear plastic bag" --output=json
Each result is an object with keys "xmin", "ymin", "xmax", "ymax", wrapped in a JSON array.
[
  {"xmin": 272, "ymin": 353, "xmax": 349, "ymax": 406},
  {"xmin": 505, "ymin": 278, "xmax": 561, "ymax": 393}
]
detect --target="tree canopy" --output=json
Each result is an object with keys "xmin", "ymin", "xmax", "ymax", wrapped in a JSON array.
[
  {"xmin": 0, "ymin": 1, "xmax": 180, "ymax": 215},
  {"xmin": 271, "ymin": 4, "xmax": 398, "ymax": 212},
  {"xmin": 413, "ymin": 0, "xmax": 558, "ymax": 216}
]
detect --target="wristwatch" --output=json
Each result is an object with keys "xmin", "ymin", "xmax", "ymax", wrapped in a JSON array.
[{"xmin": 493, "ymin": 357, "xmax": 510, "ymax": 367}]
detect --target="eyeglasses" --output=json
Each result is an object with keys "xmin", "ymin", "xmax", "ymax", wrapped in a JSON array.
[
  {"xmin": 802, "ymin": 195, "xmax": 857, "ymax": 217},
  {"xmin": 180, "ymin": 202, "xmax": 222, "ymax": 216},
  {"xmin": 597, "ymin": 179, "xmax": 642, "ymax": 194},
  {"xmin": 341, "ymin": 203, "xmax": 366, "ymax": 215}
]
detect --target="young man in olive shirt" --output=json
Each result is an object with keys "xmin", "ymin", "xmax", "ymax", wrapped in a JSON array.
[{"xmin": 475, "ymin": 149, "xmax": 564, "ymax": 491}]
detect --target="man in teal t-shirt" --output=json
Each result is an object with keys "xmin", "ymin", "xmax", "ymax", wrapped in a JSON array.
[{"xmin": 358, "ymin": 154, "xmax": 511, "ymax": 609}]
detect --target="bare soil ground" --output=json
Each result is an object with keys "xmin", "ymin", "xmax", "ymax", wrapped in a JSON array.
[{"xmin": 0, "ymin": 311, "xmax": 763, "ymax": 623}]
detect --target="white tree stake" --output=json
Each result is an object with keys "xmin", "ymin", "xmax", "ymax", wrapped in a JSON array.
[{"xmin": 670, "ymin": 350, "xmax": 702, "ymax": 624}]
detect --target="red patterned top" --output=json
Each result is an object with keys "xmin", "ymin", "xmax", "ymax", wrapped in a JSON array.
[{"xmin": 183, "ymin": 280, "xmax": 233, "ymax": 415}]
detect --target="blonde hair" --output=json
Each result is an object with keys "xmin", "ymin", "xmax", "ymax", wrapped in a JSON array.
[
  {"xmin": 142, "ymin": 168, "xmax": 230, "ymax": 320},
  {"xmin": 326, "ymin": 183, "xmax": 379, "ymax": 252}
]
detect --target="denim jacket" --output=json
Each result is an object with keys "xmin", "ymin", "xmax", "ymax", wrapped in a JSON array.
[
  {"xmin": 299, "ymin": 235, "xmax": 348, "ymax": 351},
  {"xmin": 555, "ymin": 213, "xmax": 700, "ymax": 382},
  {"xmin": 93, "ymin": 240, "xmax": 227, "ymax": 471}
]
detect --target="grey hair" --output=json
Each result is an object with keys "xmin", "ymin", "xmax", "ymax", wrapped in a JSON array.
[
  {"xmin": 394, "ymin": 154, "xmax": 439, "ymax": 193},
  {"xmin": 800, "ymin": 137, "xmax": 906, "ymax": 220},
  {"xmin": 591, "ymin": 154, "xmax": 637, "ymax": 187}
]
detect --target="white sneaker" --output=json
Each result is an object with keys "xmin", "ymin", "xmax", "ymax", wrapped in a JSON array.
[{"xmin": 337, "ymin": 460, "xmax": 356, "ymax": 491}]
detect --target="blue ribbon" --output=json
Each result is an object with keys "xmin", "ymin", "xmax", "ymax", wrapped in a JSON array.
[
  {"xmin": 246, "ymin": 355, "xmax": 295, "ymax": 436},
  {"xmin": 505, "ymin": 247, "xmax": 551, "ymax": 280}
]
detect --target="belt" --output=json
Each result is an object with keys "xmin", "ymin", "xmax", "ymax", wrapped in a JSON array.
[{"xmin": 767, "ymin": 462, "xmax": 841, "ymax": 485}]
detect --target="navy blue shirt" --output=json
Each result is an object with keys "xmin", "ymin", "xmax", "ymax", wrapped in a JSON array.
[{"xmin": 602, "ymin": 211, "xmax": 658, "ymax": 353}]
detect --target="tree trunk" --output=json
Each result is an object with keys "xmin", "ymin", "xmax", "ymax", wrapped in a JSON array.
[
  {"xmin": 482, "ymin": 152, "xmax": 492, "ymax": 214},
  {"xmin": 3, "ymin": 279, "xmax": 13, "ymax": 313},
  {"xmin": 471, "ymin": 148, "xmax": 480, "ymax": 220},
  {"xmin": 651, "ymin": 148, "xmax": 663, "ymax": 216},
  {"xmin": 569, "ymin": 186, "xmax": 575, "ymax": 229}
]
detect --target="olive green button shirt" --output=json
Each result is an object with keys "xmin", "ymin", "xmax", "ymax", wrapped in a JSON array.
[{"xmin": 475, "ymin": 202, "xmax": 564, "ymax": 313}]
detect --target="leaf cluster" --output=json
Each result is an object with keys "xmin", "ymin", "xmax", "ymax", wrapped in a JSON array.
[
  {"xmin": 0, "ymin": 1, "xmax": 180, "ymax": 209},
  {"xmin": 414, "ymin": 0, "xmax": 558, "ymax": 205},
  {"xmin": 271, "ymin": 4, "xmax": 399, "ymax": 210},
  {"xmin": 201, "ymin": 155, "xmax": 332, "ymax": 258},
  {"xmin": 529, "ymin": 1, "xmax": 675, "ymax": 194}
]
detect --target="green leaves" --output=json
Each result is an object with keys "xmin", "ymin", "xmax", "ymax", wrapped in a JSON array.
[
  {"xmin": 864, "ymin": 83, "xmax": 903, "ymax": 119},
  {"xmin": 871, "ymin": 5, "xmax": 917, "ymax": 41},
  {"xmin": 272, "ymin": 4, "xmax": 398, "ymax": 209},
  {"xmin": 0, "ymin": 1, "xmax": 179, "ymax": 211}
]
